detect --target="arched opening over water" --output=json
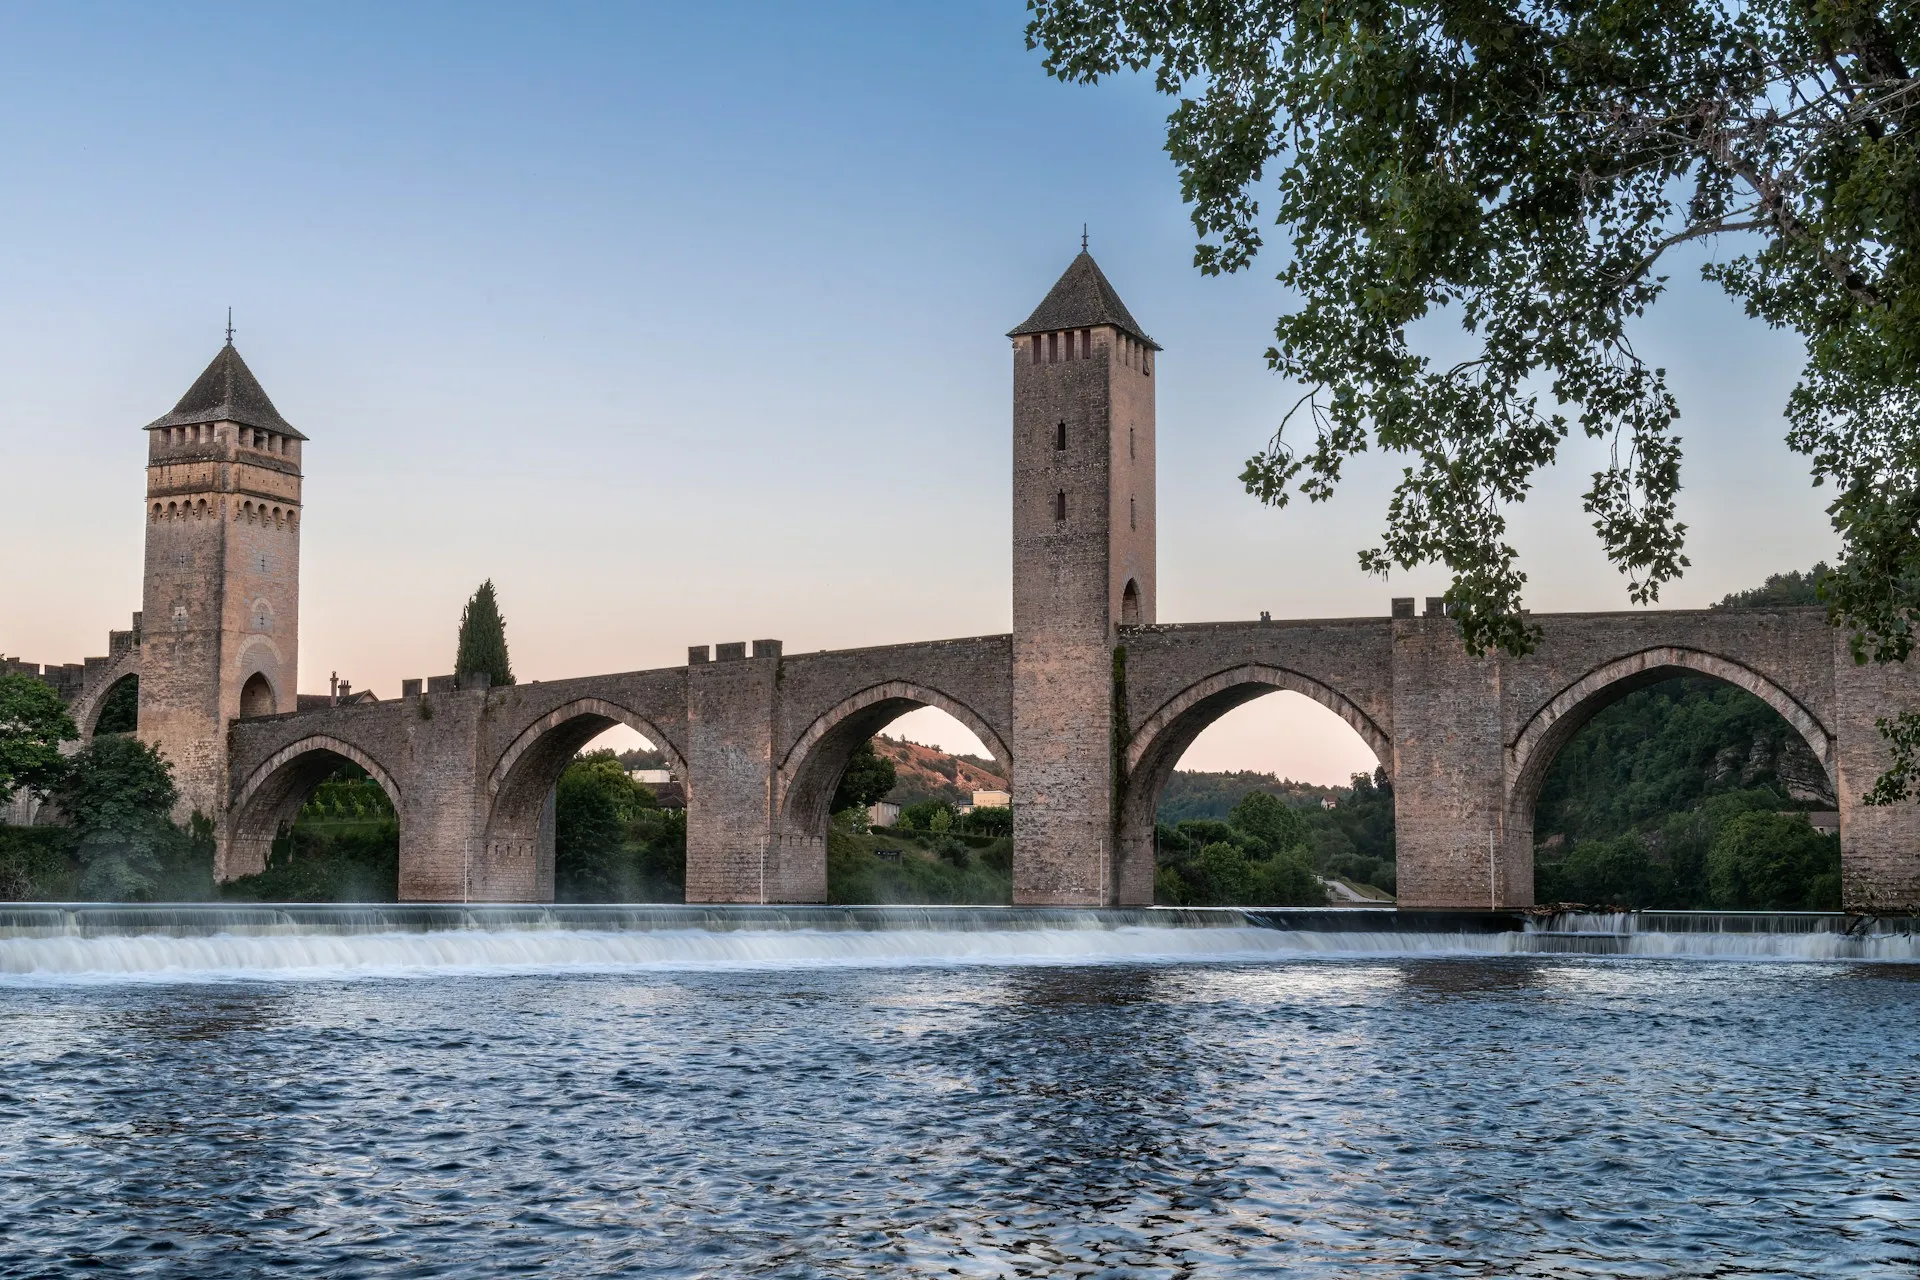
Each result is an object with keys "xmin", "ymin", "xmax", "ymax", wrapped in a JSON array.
[
  {"xmin": 483, "ymin": 701, "xmax": 686, "ymax": 903},
  {"xmin": 226, "ymin": 736, "xmax": 403, "ymax": 894},
  {"xmin": 1118, "ymin": 670, "xmax": 1387, "ymax": 906},
  {"xmin": 1510, "ymin": 650, "xmax": 1840, "ymax": 910},
  {"xmin": 92, "ymin": 675, "xmax": 138, "ymax": 735},
  {"xmin": 777, "ymin": 690, "xmax": 1010, "ymax": 904}
]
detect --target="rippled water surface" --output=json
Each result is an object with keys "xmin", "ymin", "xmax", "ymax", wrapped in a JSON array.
[{"xmin": 1, "ymin": 945, "xmax": 1915, "ymax": 1276}]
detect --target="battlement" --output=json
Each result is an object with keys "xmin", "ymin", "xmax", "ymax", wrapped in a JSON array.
[{"xmin": 0, "ymin": 613, "xmax": 143, "ymax": 706}]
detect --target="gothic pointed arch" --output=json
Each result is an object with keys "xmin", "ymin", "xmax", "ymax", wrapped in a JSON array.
[
  {"xmin": 225, "ymin": 734, "xmax": 402, "ymax": 881},
  {"xmin": 1507, "ymin": 646, "xmax": 1835, "ymax": 810}
]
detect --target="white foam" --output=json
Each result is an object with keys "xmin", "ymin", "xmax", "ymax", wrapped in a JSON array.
[
  {"xmin": 0, "ymin": 922, "xmax": 1909, "ymax": 984},
  {"xmin": 0, "ymin": 926, "xmax": 1512, "ymax": 983}
]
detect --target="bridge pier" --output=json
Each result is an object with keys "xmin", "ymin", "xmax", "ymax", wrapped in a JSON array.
[
  {"xmin": 1388, "ymin": 616, "xmax": 1529, "ymax": 909},
  {"xmin": 683, "ymin": 642, "xmax": 811, "ymax": 903},
  {"xmin": 1834, "ymin": 644, "xmax": 1920, "ymax": 910}
]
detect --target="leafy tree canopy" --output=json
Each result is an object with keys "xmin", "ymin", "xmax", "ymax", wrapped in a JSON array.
[
  {"xmin": 1228, "ymin": 790, "xmax": 1309, "ymax": 856},
  {"xmin": 831, "ymin": 740, "xmax": 898, "ymax": 815},
  {"xmin": 1027, "ymin": 1, "xmax": 1918, "ymax": 660},
  {"xmin": 1714, "ymin": 563, "xmax": 1830, "ymax": 609},
  {"xmin": 52, "ymin": 735, "xmax": 181, "ymax": 901},
  {"xmin": 0, "ymin": 674, "xmax": 77, "ymax": 805},
  {"xmin": 454, "ymin": 579, "xmax": 515, "ymax": 687}
]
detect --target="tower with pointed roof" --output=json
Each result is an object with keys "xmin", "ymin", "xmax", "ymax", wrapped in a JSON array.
[
  {"xmin": 1007, "ymin": 250, "xmax": 1160, "ymax": 904},
  {"xmin": 138, "ymin": 339, "xmax": 306, "ymax": 822}
]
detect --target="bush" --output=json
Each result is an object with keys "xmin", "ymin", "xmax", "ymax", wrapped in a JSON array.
[
  {"xmin": 1708, "ymin": 812, "xmax": 1841, "ymax": 910},
  {"xmin": 896, "ymin": 800, "xmax": 958, "ymax": 833},
  {"xmin": 955, "ymin": 805, "xmax": 1012, "ymax": 838},
  {"xmin": 552, "ymin": 751, "xmax": 685, "ymax": 903},
  {"xmin": 825, "ymin": 826, "xmax": 1009, "ymax": 904},
  {"xmin": 1536, "ymin": 834, "xmax": 1673, "ymax": 908},
  {"xmin": 224, "ymin": 820, "xmax": 395, "ymax": 902},
  {"xmin": 53, "ymin": 735, "xmax": 186, "ymax": 901},
  {"xmin": 0, "ymin": 826, "xmax": 78, "ymax": 901}
]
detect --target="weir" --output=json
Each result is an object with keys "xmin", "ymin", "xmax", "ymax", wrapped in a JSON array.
[{"xmin": 0, "ymin": 905, "xmax": 1914, "ymax": 977}]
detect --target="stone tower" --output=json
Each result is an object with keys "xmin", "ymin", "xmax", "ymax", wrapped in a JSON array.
[
  {"xmin": 138, "ymin": 341, "xmax": 305, "ymax": 823},
  {"xmin": 1007, "ymin": 251, "xmax": 1159, "ymax": 904}
]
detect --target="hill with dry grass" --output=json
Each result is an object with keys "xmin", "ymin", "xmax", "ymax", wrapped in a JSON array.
[{"xmin": 873, "ymin": 735, "xmax": 1007, "ymax": 807}]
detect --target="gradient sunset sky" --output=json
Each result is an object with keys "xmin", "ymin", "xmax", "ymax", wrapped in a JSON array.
[{"xmin": 0, "ymin": 2, "xmax": 1834, "ymax": 782}]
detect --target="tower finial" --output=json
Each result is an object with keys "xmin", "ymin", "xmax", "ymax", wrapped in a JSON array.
[
  {"xmin": 1081, "ymin": 223, "xmax": 1088, "ymax": 253},
  {"xmin": 225, "ymin": 308, "xmax": 234, "ymax": 346}
]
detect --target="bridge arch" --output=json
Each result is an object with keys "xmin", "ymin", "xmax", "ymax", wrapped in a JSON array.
[
  {"xmin": 481, "ymin": 698, "xmax": 689, "ymax": 902},
  {"xmin": 1505, "ymin": 646, "xmax": 1838, "ymax": 901},
  {"xmin": 65, "ymin": 651, "xmax": 142, "ymax": 744},
  {"xmin": 1509, "ymin": 646, "xmax": 1834, "ymax": 808},
  {"xmin": 1115, "ymin": 663, "xmax": 1389, "ymax": 904},
  {"xmin": 771, "ymin": 680, "xmax": 1012, "ymax": 902},
  {"xmin": 226, "ymin": 734, "xmax": 403, "ymax": 882}
]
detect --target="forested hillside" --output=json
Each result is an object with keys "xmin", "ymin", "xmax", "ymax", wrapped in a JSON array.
[
  {"xmin": 1156, "ymin": 771, "xmax": 1341, "ymax": 823},
  {"xmin": 1532, "ymin": 565, "xmax": 1840, "ymax": 908}
]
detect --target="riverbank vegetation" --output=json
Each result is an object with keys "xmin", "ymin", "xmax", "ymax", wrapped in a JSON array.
[
  {"xmin": 553, "ymin": 751, "xmax": 685, "ymax": 902},
  {"xmin": 827, "ymin": 801, "xmax": 1014, "ymax": 905}
]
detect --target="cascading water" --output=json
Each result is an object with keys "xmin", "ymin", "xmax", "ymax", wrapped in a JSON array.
[{"xmin": 0, "ymin": 903, "xmax": 1911, "ymax": 980}]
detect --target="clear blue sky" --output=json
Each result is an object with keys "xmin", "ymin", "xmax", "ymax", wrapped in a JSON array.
[{"xmin": 0, "ymin": 2, "xmax": 1833, "ymax": 781}]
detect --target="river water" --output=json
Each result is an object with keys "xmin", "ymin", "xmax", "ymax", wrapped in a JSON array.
[{"xmin": 0, "ymin": 923, "xmax": 1914, "ymax": 1276}]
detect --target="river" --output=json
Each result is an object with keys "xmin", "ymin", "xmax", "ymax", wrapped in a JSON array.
[{"xmin": 0, "ymin": 916, "xmax": 1914, "ymax": 1275}]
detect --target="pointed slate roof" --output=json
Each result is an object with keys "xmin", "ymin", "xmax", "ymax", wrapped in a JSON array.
[
  {"xmin": 1009, "ymin": 251, "xmax": 1160, "ymax": 350},
  {"xmin": 144, "ymin": 343, "xmax": 306, "ymax": 439}
]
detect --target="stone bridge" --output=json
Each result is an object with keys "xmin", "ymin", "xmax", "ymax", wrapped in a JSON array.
[
  {"xmin": 224, "ymin": 636, "xmax": 1013, "ymax": 903},
  {"xmin": 35, "ymin": 252, "xmax": 1918, "ymax": 912},
  {"xmin": 223, "ymin": 604, "xmax": 1920, "ymax": 910}
]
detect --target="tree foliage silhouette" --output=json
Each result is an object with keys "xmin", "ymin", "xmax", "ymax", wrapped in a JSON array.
[{"xmin": 454, "ymin": 580, "xmax": 515, "ymax": 687}]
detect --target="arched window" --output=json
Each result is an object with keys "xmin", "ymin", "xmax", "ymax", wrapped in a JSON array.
[
  {"xmin": 1054, "ymin": 490, "xmax": 1067, "ymax": 522},
  {"xmin": 239, "ymin": 672, "xmax": 275, "ymax": 719},
  {"xmin": 253, "ymin": 601, "xmax": 272, "ymax": 632},
  {"xmin": 1121, "ymin": 579, "xmax": 1141, "ymax": 626},
  {"xmin": 1055, "ymin": 421, "xmax": 1067, "ymax": 451}
]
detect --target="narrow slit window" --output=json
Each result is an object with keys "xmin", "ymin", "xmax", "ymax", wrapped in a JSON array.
[
  {"xmin": 1130, "ymin": 495, "xmax": 1136, "ymax": 530},
  {"xmin": 1055, "ymin": 421, "xmax": 1067, "ymax": 451},
  {"xmin": 1054, "ymin": 490, "xmax": 1067, "ymax": 522},
  {"xmin": 1129, "ymin": 426, "xmax": 1135, "ymax": 459}
]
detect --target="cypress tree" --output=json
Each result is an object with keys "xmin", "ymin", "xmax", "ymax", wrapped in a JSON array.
[{"xmin": 454, "ymin": 580, "xmax": 515, "ymax": 687}]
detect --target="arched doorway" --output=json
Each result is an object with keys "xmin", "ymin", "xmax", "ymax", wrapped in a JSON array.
[
  {"xmin": 93, "ymin": 675, "xmax": 138, "ymax": 735},
  {"xmin": 1509, "ymin": 649, "xmax": 1839, "ymax": 909},
  {"xmin": 1121, "ymin": 579, "xmax": 1141, "ymax": 626},
  {"xmin": 482, "ymin": 699, "xmax": 687, "ymax": 903},
  {"xmin": 775, "ymin": 684, "xmax": 1011, "ymax": 903},
  {"xmin": 226, "ymin": 737, "xmax": 402, "ymax": 892},
  {"xmin": 1117, "ymin": 665, "xmax": 1388, "ymax": 906},
  {"xmin": 239, "ymin": 672, "xmax": 276, "ymax": 719}
]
